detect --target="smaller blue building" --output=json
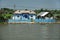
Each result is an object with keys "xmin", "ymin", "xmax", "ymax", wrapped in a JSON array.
[
  {"xmin": 35, "ymin": 12, "xmax": 56, "ymax": 22},
  {"xmin": 8, "ymin": 10, "xmax": 36, "ymax": 23}
]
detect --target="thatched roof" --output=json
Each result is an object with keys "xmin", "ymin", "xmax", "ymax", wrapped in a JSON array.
[{"xmin": 14, "ymin": 10, "xmax": 36, "ymax": 14}]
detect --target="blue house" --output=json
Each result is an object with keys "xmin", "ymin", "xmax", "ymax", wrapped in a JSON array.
[{"xmin": 8, "ymin": 10, "xmax": 36, "ymax": 23}]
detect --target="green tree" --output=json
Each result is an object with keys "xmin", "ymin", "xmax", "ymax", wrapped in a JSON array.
[{"xmin": 0, "ymin": 8, "xmax": 14, "ymax": 22}]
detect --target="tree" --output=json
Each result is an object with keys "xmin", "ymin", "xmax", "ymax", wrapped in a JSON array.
[{"xmin": 0, "ymin": 8, "xmax": 14, "ymax": 22}]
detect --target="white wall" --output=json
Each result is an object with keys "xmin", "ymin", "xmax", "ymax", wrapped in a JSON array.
[{"xmin": 12, "ymin": 16, "xmax": 21, "ymax": 20}]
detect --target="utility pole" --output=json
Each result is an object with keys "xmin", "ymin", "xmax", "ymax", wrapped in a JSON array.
[
  {"xmin": 13, "ymin": 4, "xmax": 16, "ymax": 21},
  {"xmin": 14, "ymin": 4, "xmax": 16, "ymax": 10}
]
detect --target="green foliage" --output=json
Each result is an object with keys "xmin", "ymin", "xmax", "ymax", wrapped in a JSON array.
[
  {"xmin": 0, "ymin": 8, "xmax": 14, "ymax": 22},
  {"xmin": 2, "ymin": 13, "xmax": 12, "ymax": 19}
]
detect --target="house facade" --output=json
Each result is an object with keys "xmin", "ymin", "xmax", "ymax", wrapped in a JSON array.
[{"xmin": 8, "ymin": 10, "xmax": 36, "ymax": 23}]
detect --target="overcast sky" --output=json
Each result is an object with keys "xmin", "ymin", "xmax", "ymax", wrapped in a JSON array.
[{"xmin": 0, "ymin": 0, "xmax": 60, "ymax": 10}]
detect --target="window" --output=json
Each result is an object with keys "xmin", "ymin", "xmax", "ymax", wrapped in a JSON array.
[
  {"xmin": 31, "ymin": 15, "xmax": 33, "ymax": 17},
  {"xmin": 17, "ymin": 15, "xmax": 19, "ymax": 17}
]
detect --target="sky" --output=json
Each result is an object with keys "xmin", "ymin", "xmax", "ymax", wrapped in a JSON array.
[{"xmin": 0, "ymin": 0, "xmax": 60, "ymax": 10}]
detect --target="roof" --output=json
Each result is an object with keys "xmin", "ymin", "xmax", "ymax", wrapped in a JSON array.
[
  {"xmin": 37, "ymin": 12, "xmax": 49, "ymax": 16},
  {"xmin": 14, "ymin": 10, "xmax": 36, "ymax": 14}
]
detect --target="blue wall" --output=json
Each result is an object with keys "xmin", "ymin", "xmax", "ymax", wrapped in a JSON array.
[
  {"xmin": 35, "ymin": 19, "xmax": 56, "ymax": 23},
  {"xmin": 8, "ymin": 19, "xmax": 31, "ymax": 23},
  {"xmin": 8, "ymin": 18, "xmax": 56, "ymax": 23}
]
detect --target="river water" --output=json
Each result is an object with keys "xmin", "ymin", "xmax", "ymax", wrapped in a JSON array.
[{"xmin": 0, "ymin": 23, "xmax": 60, "ymax": 40}]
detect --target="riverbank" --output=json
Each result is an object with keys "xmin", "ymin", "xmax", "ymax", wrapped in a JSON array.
[
  {"xmin": 0, "ymin": 22, "xmax": 8, "ymax": 24},
  {"xmin": 6, "ymin": 22, "xmax": 60, "ymax": 24},
  {"xmin": 0, "ymin": 22, "xmax": 60, "ymax": 24}
]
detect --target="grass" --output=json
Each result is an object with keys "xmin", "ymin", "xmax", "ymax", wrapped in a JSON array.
[{"xmin": 0, "ymin": 22, "xmax": 8, "ymax": 24}]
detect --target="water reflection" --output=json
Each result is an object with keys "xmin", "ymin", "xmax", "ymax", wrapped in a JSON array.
[{"xmin": 0, "ymin": 24, "xmax": 60, "ymax": 40}]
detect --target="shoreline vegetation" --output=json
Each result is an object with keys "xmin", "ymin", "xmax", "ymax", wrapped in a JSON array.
[{"xmin": 0, "ymin": 8, "xmax": 60, "ymax": 24}]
